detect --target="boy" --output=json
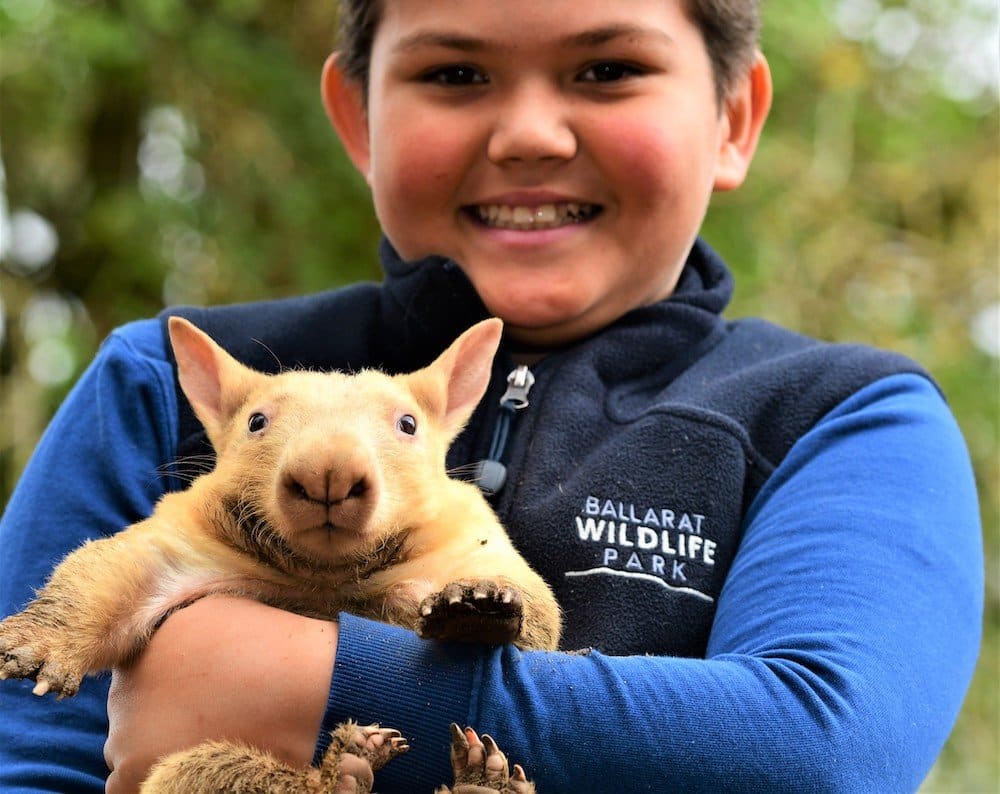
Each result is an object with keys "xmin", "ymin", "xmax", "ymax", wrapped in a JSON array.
[{"xmin": 0, "ymin": 2, "xmax": 982, "ymax": 792}]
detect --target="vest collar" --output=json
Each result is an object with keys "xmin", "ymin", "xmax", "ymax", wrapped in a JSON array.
[{"xmin": 377, "ymin": 236, "xmax": 734, "ymax": 377}]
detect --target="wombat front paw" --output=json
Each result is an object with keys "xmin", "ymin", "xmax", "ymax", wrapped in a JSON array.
[
  {"xmin": 437, "ymin": 723, "xmax": 536, "ymax": 794},
  {"xmin": 321, "ymin": 720, "xmax": 409, "ymax": 792},
  {"xmin": 0, "ymin": 617, "xmax": 81, "ymax": 698},
  {"xmin": 418, "ymin": 580, "xmax": 524, "ymax": 645}
]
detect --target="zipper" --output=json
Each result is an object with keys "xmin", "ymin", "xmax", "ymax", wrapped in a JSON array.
[
  {"xmin": 474, "ymin": 364, "xmax": 535, "ymax": 497},
  {"xmin": 500, "ymin": 365, "xmax": 535, "ymax": 409}
]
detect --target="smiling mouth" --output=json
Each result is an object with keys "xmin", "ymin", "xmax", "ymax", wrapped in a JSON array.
[{"xmin": 467, "ymin": 202, "xmax": 602, "ymax": 231}]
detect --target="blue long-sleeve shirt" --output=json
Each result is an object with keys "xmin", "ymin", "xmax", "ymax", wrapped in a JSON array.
[{"xmin": 0, "ymin": 239, "xmax": 982, "ymax": 792}]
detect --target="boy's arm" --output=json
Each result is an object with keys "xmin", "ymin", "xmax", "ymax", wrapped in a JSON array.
[
  {"xmin": 325, "ymin": 372, "xmax": 983, "ymax": 790},
  {"xmin": 102, "ymin": 372, "xmax": 982, "ymax": 791},
  {"xmin": 104, "ymin": 598, "xmax": 337, "ymax": 793},
  {"xmin": 0, "ymin": 322, "xmax": 177, "ymax": 794}
]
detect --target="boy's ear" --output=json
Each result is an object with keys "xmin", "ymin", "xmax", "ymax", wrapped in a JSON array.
[
  {"xmin": 321, "ymin": 52, "xmax": 372, "ymax": 180},
  {"xmin": 168, "ymin": 317, "xmax": 259, "ymax": 444},
  {"xmin": 713, "ymin": 51, "xmax": 773, "ymax": 192},
  {"xmin": 408, "ymin": 319, "xmax": 504, "ymax": 439}
]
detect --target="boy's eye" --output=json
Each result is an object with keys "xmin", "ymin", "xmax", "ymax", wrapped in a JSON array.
[
  {"xmin": 422, "ymin": 65, "xmax": 488, "ymax": 86},
  {"xmin": 579, "ymin": 62, "xmax": 642, "ymax": 83},
  {"xmin": 248, "ymin": 413, "xmax": 269, "ymax": 433}
]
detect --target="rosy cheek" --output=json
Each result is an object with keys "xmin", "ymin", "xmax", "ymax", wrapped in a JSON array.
[
  {"xmin": 620, "ymin": 136, "xmax": 686, "ymax": 200},
  {"xmin": 378, "ymin": 116, "xmax": 467, "ymax": 200},
  {"xmin": 369, "ymin": 123, "xmax": 453, "ymax": 252},
  {"xmin": 588, "ymin": 116, "xmax": 680, "ymax": 207}
]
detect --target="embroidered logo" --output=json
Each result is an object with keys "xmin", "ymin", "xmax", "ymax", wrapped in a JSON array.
[{"xmin": 565, "ymin": 495, "xmax": 716, "ymax": 602}]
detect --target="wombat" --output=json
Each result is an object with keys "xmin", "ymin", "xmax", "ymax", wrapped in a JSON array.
[{"xmin": 0, "ymin": 316, "xmax": 557, "ymax": 791}]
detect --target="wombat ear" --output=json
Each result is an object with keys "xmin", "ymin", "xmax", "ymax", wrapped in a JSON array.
[
  {"xmin": 411, "ymin": 318, "xmax": 503, "ymax": 438},
  {"xmin": 168, "ymin": 317, "xmax": 258, "ymax": 442}
]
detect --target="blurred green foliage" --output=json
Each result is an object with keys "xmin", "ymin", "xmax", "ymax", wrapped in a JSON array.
[{"xmin": 1, "ymin": 0, "xmax": 996, "ymax": 790}]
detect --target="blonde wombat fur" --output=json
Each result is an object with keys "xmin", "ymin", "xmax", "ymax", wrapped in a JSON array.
[{"xmin": 0, "ymin": 316, "xmax": 558, "ymax": 792}]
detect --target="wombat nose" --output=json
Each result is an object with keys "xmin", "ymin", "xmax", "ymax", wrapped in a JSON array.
[
  {"xmin": 330, "ymin": 474, "xmax": 369, "ymax": 504},
  {"xmin": 284, "ymin": 469, "xmax": 370, "ymax": 506},
  {"xmin": 279, "ymin": 440, "xmax": 378, "ymax": 533},
  {"xmin": 345, "ymin": 478, "xmax": 369, "ymax": 500}
]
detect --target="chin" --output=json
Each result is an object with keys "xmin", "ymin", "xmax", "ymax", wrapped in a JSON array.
[
  {"xmin": 483, "ymin": 291, "xmax": 587, "ymax": 329},
  {"xmin": 493, "ymin": 309, "xmax": 575, "ymax": 338},
  {"xmin": 499, "ymin": 313, "xmax": 597, "ymax": 349}
]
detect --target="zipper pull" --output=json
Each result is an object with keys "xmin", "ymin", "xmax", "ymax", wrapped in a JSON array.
[
  {"xmin": 473, "ymin": 364, "xmax": 536, "ymax": 498},
  {"xmin": 500, "ymin": 365, "xmax": 535, "ymax": 410}
]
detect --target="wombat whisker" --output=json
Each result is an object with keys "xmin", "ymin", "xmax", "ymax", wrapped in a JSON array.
[
  {"xmin": 155, "ymin": 470, "xmax": 195, "ymax": 485},
  {"xmin": 155, "ymin": 456, "xmax": 218, "ymax": 484},
  {"xmin": 250, "ymin": 338, "xmax": 284, "ymax": 371},
  {"xmin": 177, "ymin": 454, "xmax": 217, "ymax": 463},
  {"xmin": 236, "ymin": 501, "xmax": 263, "ymax": 533},
  {"xmin": 446, "ymin": 462, "xmax": 481, "ymax": 479}
]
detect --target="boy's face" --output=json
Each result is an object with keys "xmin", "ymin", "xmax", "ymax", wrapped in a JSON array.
[{"xmin": 327, "ymin": 0, "xmax": 769, "ymax": 347}]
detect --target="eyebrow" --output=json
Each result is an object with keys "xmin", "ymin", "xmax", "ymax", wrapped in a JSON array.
[
  {"xmin": 392, "ymin": 24, "xmax": 674, "ymax": 55},
  {"xmin": 392, "ymin": 31, "xmax": 493, "ymax": 54},
  {"xmin": 564, "ymin": 24, "xmax": 674, "ymax": 49}
]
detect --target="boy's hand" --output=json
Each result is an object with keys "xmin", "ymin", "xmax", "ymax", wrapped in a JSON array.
[{"xmin": 104, "ymin": 596, "xmax": 337, "ymax": 793}]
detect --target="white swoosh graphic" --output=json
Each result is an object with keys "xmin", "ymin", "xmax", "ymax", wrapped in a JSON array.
[{"xmin": 565, "ymin": 567, "xmax": 714, "ymax": 603}]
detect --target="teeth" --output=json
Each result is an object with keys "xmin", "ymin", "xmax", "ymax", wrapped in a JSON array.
[
  {"xmin": 513, "ymin": 206, "xmax": 534, "ymax": 225},
  {"xmin": 474, "ymin": 202, "xmax": 596, "ymax": 230}
]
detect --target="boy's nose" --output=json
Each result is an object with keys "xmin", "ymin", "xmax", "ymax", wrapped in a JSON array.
[{"xmin": 486, "ymin": 85, "xmax": 577, "ymax": 165}]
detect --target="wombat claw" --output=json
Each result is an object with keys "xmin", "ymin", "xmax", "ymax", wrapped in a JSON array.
[
  {"xmin": 438, "ymin": 723, "xmax": 535, "ymax": 794},
  {"xmin": 333, "ymin": 721, "xmax": 410, "ymax": 770},
  {"xmin": 0, "ymin": 657, "xmax": 81, "ymax": 699},
  {"xmin": 322, "ymin": 721, "xmax": 410, "ymax": 792},
  {"xmin": 0, "ymin": 622, "xmax": 81, "ymax": 699},
  {"xmin": 418, "ymin": 580, "xmax": 524, "ymax": 645}
]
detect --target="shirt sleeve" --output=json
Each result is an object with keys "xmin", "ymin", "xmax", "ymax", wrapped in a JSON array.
[
  {"xmin": 0, "ymin": 320, "xmax": 177, "ymax": 794},
  {"xmin": 320, "ymin": 373, "xmax": 983, "ymax": 792}
]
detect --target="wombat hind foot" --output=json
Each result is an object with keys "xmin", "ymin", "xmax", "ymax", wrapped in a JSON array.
[
  {"xmin": 436, "ymin": 723, "xmax": 536, "ymax": 794},
  {"xmin": 418, "ymin": 581, "xmax": 524, "ymax": 646},
  {"xmin": 320, "ymin": 720, "xmax": 410, "ymax": 793}
]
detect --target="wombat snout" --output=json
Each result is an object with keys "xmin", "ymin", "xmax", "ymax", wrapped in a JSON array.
[
  {"xmin": 277, "ymin": 435, "xmax": 380, "ymax": 534},
  {"xmin": 283, "ymin": 466, "xmax": 370, "ymax": 506}
]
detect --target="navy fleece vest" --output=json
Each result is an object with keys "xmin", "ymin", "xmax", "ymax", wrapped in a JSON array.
[{"xmin": 161, "ymin": 239, "xmax": 927, "ymax": 657}]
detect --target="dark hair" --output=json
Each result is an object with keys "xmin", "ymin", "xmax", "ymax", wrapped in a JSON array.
[
  {"xmin": 336, "ymin": 1, "xmax": 380, "ymax": 92},
  {"xmin": 337, "ymin": 1, "xmax": 760, "ymax": 102},
  {"xmin": 685, "ymin": 1, "xmax": 761, "ymax": 98}
]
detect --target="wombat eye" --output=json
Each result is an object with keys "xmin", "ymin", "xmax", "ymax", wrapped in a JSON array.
[
  {"xmin": 397, "ymin": 414, "xmax": 417, "ymax": 435},
  {"xmin": 248, "ymin": 413, "xmax": 269, "ymax": 433}
]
